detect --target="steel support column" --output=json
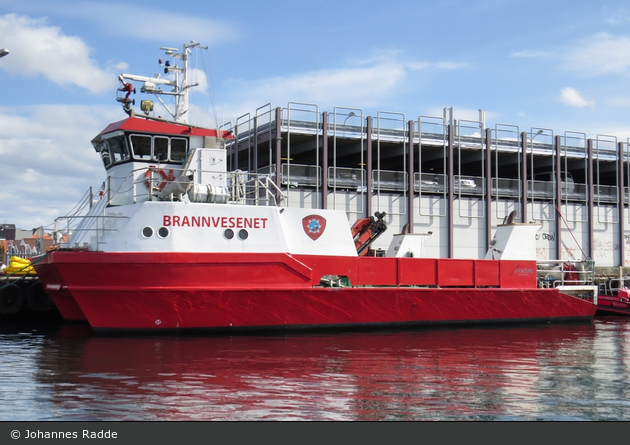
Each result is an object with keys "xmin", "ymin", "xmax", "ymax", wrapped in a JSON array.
[
  {"xmin": 485, "ymin": 128, "xmax": 492, "ymax": 249},
  {"xmin": 274, "ymin": 107, "xmax": 282, "ymax": 192},
  {"xmin": 253, "ymin": 116, "xmax": 258, "ymax": 173},
  {"xmin": 619, "ymin": 141, "xmax": 625, "ymax": 267},
  {"xmin": 233, "ymin": 125, "xmax": 239, "ymax": 171},
  {"xmin": 366, "ymin": 116, "xmax": 373, "ymax": 218},
  {"xmin": 322, "ymin": 112, "xmax": 329, "ymax": 209},
  {"xmin": 587, "ymin": 139, "xmax": 594, "ymax": 259},
  {"xmin": 555, "ymin": 135, "xmax": 562, "ymax": 258},
  {"xmin": 408, "ymin": 120, "xmax": 414, "ymax": 231},
  {"xmin": 448, "ymin": 124, "xmax": 454, "ymax": 258},
  {"xmin": 520, "ymin": 132, "xmax": 528, "ymax": 223}
]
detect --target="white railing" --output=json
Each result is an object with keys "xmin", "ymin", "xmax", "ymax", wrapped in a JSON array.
[
  {"xmin": 52, "ymin": 165, "xmax": 287, "ymax": 250},
  {"xmin": 537, "ymin": 259, "xmax": 595, "ymax": 288}
]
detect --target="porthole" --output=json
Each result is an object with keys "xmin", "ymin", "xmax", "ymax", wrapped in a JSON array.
[
  {"xmin": 224, "ymin": 229, "xmax": 234, "ymax": 240},
  {"xmin": 142, "ymin": 226, "xmax": 154, "ymax": 238},
  {"xmin": 238, "ymin": 229, "xmax": 249, "ymax": 240},
  {"xmin": 158, "ymin": 227, "xmax": 169, "ymax": 238}
]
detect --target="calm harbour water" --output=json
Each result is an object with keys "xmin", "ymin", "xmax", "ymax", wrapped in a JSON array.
[{"xmin": 1, "ymin": 317, "xmax": 630, "ymax": 421}]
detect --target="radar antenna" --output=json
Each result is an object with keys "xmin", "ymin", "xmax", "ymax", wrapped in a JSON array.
[{"xmin": 116, "ymin": 41, "xmax": 208, "ymax": 123}]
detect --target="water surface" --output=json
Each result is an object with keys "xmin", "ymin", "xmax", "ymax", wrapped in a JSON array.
[{"xmin": 1, "ymin": 318, "xmax": 630, "ymax": 420}]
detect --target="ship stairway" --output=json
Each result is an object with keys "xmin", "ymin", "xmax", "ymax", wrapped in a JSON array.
[{"xmin": 53, "ymin": 186, "xmax": 128, "ymax": 251}]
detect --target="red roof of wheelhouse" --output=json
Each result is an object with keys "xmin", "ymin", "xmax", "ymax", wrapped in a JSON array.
[{"xmin": 95, "ymin": 116, "xmax": 233, "ymax": 140}]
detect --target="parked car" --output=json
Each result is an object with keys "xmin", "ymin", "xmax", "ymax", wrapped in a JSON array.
[{"xmin": 454, "ymin": 177, "xmax": 477, "ymax": 189}]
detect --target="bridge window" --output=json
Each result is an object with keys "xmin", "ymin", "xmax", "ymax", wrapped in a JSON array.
[
  {"xmin": 99, "ymin": 142, "xmax": 111, "ymax": 167},
  {"xmin": 129, "ymin": 134, "xmax": 188, "ymax": 162},
  {"xmin": 98, "ymin": 135, "xmax": 130, "ymax": 168},
  {"xmin": 171, "ymin": 138, "xmax": 187, "ymax": 161},
  {"xmin": 130, "ymin": 135, "xmax": 152, "ymax": 159},
  {"xmin": 109, "ymin": 136, "xmax": 130, "ymax": 163},
  {"xmin": 154, "ymin": 136, "xmax": 168, "ymax": 161}
]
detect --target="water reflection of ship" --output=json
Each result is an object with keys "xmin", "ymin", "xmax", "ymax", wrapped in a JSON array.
[
  {"xmin": 591, "ymin": 316, "xmax": 630, "ymax": 403},
  {"xmin": 34, "ymin": 324, "xmax": 599, "ymax": 420}
]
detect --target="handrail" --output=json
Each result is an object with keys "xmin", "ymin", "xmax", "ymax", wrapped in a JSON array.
[
  {"xmin": 537, "ymin": 259, "xmax": 595, "ymax": 289},
  {"xmin": 51, "ymin": 164, "xmax": 287, "ymax": 250}
]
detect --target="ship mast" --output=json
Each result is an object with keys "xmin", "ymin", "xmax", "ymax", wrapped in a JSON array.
[{"xmin": 116, "ymin": 41, "xmax": 208, "ymax": 123}]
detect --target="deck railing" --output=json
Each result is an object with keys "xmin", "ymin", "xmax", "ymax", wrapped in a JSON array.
[
  {"xmin": 52, "ymin": 165, "xmax": 286, "ymax": 250},
  {"xmin": 537, "ymin": 259, "xmax": 595, "ymax": 288}
]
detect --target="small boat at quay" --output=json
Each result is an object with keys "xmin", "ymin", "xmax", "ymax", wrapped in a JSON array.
[
  {"xmin": 32, "ymin": 43, "xmax": 597, "ymax": 332},
  {"xmin": 597, "ymin": 292, "xmax": 630, "ymax": 315},
  {"xmin": 595, "ymin": 276, "xmax": 630, "ymax": 316}
]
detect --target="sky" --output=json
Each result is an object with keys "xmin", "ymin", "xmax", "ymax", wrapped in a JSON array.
[{"xmin": 2, "ymin": 0, "xmax": 630, "ymax": 230}]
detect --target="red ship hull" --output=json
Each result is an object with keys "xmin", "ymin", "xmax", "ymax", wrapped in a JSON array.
[
  {"xmin": 34, "ymin": 251, "xmax": 596, "ymax": 332},
  {"xmin": 33, "ymin": 256, "xmax": 87, "ymax": 322},
  {"xmin": 596, "ymin": 290, "xmax": 630, "ymax": 316}
]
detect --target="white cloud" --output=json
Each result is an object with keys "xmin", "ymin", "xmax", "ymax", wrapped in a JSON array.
[
  {"xmin": 0, "ymin": 14, "xmax": 118, "ymax": 93},
  {"xmin": 265, "ymin": 64, "xmax": 406, "ymax": 103},
  {"xmin": 406, "ymin": 61, "xmax": 468, "ymax": 70},
  {"xmin": 558, "ymin": 87, "xmax": 594, "ymax": 108},
  {"xmin": 511, "ymin": 50, "xmax": 551, "ymax": 58},
  {"xmin": 427, "ymin": 106, "xmax": 499, "ymax": 124},
  {"xmin": 222, "ymin": 54, "xmax": 467, "ymax": 118},
  {"xmin": 563, "ymin": 32, "xmax": 630, "ymax": 77},
  {"xmin": 0, "ymin": 105, "xmax": 120, "ymax": 229},
  {"xmin": 187, "ymin": 68, "xmax": 210, "ymax": 95},
  {"xmin": 606, "ymin": 96, "xmax": 630, "ymax": 108},
  {"xmin": 91, "ymin": 4, "xmax": 239, "ymax": 44},
  {"xmin": 16, "ymin": 2, "xmax": 239, "ymax": 45},
  {"xmin": 604, "ymin": 8, "xmax": 630, "ymax": 26}
]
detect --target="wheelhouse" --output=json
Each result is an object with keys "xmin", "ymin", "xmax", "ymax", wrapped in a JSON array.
[
  {"xmin": 91, "ymin": 116, "xmax": 232, "ymax": 169},
  {"xmin": 95, "ymin": 130, "xmax": 189, "ymax": 169}
]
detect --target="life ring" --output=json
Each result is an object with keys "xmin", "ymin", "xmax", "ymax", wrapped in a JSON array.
[
  {"xmin": 26, "ymin": 281, "xmax": 53, "ymax": 312},
  {"xmin": 0, "ymin": 284, "xmax": 25, "ymax": 315},
  {"xmin": 144, "ymin": 168, "xmax": 175, "ymax": 190}
]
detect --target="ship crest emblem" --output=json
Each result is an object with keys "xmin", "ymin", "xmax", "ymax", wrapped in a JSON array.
[{"xmin": 302, "ymin": 215, "xmax": 327, "ymax": 240}]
